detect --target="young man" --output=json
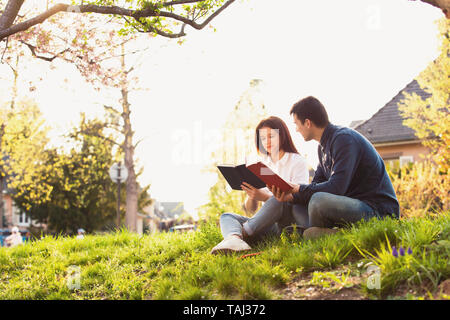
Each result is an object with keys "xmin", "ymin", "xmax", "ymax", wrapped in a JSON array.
[{"xmin": 269, "ymin": 96, "xmax": 400, "ymax": 239}]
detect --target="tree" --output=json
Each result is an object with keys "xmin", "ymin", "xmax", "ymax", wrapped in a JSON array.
[
  {"xmin": 0, "ymin": 99, "xmax": 52, "ymax": 210},
  {"xmin": 12, "ymin": 113, "xmax": 152, "ymax": 234},
  {"xmin": 0, "ymin": 1, "xmax": 235, "ymax": 232},
  {"xmin": 51, "ymin": 22, "xmax": 152, "ymax": 232},
  {"xmin": 198, "ymin": 79, "xmax": 268, "ymax": 221},
  {"xmin": 399, "ymin": 18, "xmax": 450, "ymax": 173},
  {"xmin": 0, "ymin": 0, "xmax": 236, "ymax": 41}
]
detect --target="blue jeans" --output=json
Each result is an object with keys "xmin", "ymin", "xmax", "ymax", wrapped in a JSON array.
[
  {"xmin": 219, "ymin": 192, "xmax": 380, "ymax": 241},
  {"xmin": 220, "ymin": 196, "xmax": 309, "ymax": 242},
  {"xmin": 306, "ymin": 192, "xmax": 380, "ymax": 228}
]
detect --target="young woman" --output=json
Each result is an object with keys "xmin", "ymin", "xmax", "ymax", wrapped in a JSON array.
[{"xmin": 211, "ymin": 116, "xmax": 310, "ymax": 254}]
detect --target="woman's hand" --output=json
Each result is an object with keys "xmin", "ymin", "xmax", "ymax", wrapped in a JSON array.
[{"xmin": 241, "ymin": 182, "xmax": 271, "ymax": 202}]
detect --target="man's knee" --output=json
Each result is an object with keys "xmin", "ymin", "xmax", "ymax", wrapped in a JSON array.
[
  {"xmin": 308, "ymin": 192, "xmax": 331, "ymax": 226},
  {"xmin": 308, "ymin": 192, "xmax": 329, "ymax": 213}
]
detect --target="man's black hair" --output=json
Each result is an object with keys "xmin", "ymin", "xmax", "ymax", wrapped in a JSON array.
[{"xmin": 290, "ymin": 96, "xmax": 330, "ymax": 128}]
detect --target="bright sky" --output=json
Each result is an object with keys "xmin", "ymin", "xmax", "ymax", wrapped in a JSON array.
[{"xmin": 0, "ymin": 0, "xmax": 443, "ymax": 217}]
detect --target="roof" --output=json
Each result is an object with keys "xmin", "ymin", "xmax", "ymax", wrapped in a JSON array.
[
  {"xmin": 349, "ymin": 120, "xmax": 365, "ymax": 129},
  {"xmin": 354, "ymin": 79, "xmax": 431, "ymax": 144}
]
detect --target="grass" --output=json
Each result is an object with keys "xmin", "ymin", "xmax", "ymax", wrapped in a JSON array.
[{"xmin": 0, "ymin": 211, "xmax": 449, "ymax": 300}]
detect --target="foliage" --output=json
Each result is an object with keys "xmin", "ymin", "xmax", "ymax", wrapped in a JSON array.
[
  {"xmin": 12, "ymin": 113, "xmax": 152, "ymax": 234},
  {"xmin": 399, "ymin": 18, "xmax": 450, "ymax": 173},
  {"xmin": 12, "ymin": 115, "xmax": 119, "ymax": 234},
  {"xmin": 198, "ymin": 80, "xmax": 268, "ymax": 221},
  {"xmin": 347, "ymin": 216, "xmax": 449, "ymax": 298},
  {"xmin": 0, "ymin": 98, "xmax": 52, "ymax": 207},
  {"xmin": 197, "ymin": 176, "xmax": 247, "ymax": 223},
  {"xmin": 387, "ymin": 160, "xmax": 449, "ymax": 218}
]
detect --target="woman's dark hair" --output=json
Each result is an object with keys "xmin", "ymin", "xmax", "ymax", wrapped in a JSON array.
[
  {"xmin": 255, "ymin": 116, "xmax": 298, "ymax": 155},
  {"xmin": 290, "ymin": 96, "xmax": 329, "ymax": 128}
]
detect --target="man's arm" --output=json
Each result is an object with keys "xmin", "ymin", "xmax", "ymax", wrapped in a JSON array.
[
  {"xmin": 311, "ymin": 162, "xmax": 327, "ymax": 184},
  {"xmin": 292, "ymin": 134, "xmax": 361, "ymax": 205}
]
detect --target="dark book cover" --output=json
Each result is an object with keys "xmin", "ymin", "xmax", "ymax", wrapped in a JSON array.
[{"xmin": 217, "ymin": 164, "xmax": 266, "ymax": 190}]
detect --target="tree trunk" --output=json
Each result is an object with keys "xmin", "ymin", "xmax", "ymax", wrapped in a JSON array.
[
  {"xmin": 120, "ymin": 44, "xmax": 138, "ymax": 232},
  {"xmin": 0, "ymin": 123, "xmax": 5, "ymax": 228},
  {"xmin": 0, "ymin": 0, "xmax": 25, "ymax": 31}
]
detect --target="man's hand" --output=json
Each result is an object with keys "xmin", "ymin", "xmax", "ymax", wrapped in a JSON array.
[
  {"xmin": 287, "ymin": 182, "xmax": 300, "ymax": 193},
  {"xmin": 241, "ymin": 182, "xmax": 271, "ymax": 201},
  {"xmin": 268, "ymin": 182, "xmax": 299, "ymax": 202},
  {"xmin": 268, "ymin": 185, "xmax": 292, "ymax": 202}
]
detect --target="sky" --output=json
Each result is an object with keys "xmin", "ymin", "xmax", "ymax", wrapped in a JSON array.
[{"xmin": 0, "ymin": 0, "xmax": 444, "ymax": 218}]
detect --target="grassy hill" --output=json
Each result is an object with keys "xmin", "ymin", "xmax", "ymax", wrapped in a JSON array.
[{"xmin": 0, "ymin": 212, "xmax": 449, "ymax": 300}]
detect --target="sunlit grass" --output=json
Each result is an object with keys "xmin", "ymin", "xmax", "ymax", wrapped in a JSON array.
[{"xmin": 0, "ymin": 211, "xmax": 448, "ymax": 299}]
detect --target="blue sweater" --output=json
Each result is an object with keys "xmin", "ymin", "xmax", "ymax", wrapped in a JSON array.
[{"xmin": 292, "ymin": 123, "xmax": 400, "ymax": 218}]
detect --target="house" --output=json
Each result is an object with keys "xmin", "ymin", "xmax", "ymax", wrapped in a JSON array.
[
  {"xmin": 352, "ymin": 79, "xmax": 431, "ymax": 170},
  {"xmin": 154, "ymin": 201, "xmax": 185, "ymax": 220},
  {"xmin": 1, "ymin": 192, "xmax": 31, "ymax": 230},
  {"xmin": 136, "ymin": 201, "xmax": 187, "ymax": 234},
  {"xmin": 136, "ymin": 200, "xmax": 161, "ymax": 235},
  {"xmin": 1, "ymin": 179, "xmax": 45, "ymax": 235}
]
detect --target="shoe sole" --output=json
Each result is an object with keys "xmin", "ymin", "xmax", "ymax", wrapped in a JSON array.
[{"xmin": 210, "ymin": 247, "xmax": 251, "ymax": 255}]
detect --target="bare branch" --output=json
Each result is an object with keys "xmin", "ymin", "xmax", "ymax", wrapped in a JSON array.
[
  {"xmin": 19, "ymin": 40, "xmax": 69, "ymax": 62},
  {"xmin": 156, "ymin": 0, "xmax": 235, "ymax": 30},
  {"xmin": 0, "ymin": 3, "xmax": 68, "ymax": 40},
  {"xmin": 133, "ymin": 137, "xmax": 146, "ymax": 149},
  {"xmin": 1, "ymin": 36, "xmax": 8, "ymax": 62},
  {"xmin": 163, "ymin": 0, "xmax": 205, "ymax": 6},
  {"xmin": 75, "ymin": 128, "xmax": 123, "ymax": 149}
]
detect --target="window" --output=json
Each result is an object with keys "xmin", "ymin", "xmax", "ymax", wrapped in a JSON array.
[
  {"xmin": 14, "ymin": 206, "xmax": 30, "ymax": 227},
  {"xmin": 400, "ymin": 155, "xmax": 414, "ymax": 167}
]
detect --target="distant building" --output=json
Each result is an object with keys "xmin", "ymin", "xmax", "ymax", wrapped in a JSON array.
[
  {"xmin": 136, "ymin": 201, "xmax": 186, "ymax": 234},
  {"xmin": 1, "ymin": 179, "xmax": 45, "ymax": 234},
  {"xmin": 154, "ymin": 201, "xmax": 185, "ymax": 220},
  {"xmin": 353, "ymin": 79, "xmax": 431, "ymax": 170}
]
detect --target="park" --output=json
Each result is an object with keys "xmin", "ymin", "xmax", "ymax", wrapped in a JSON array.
[{"xmin": 0, "ymin": 0, "xmax": 449, "ymax": 303}]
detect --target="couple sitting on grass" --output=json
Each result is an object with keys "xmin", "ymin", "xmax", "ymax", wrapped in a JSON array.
[{"xmin": 211, "ymin": 96, "xmax": 400, "ymax": 255}]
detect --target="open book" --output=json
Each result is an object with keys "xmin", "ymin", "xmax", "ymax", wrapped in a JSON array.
[{"xmin": 217, "ymin": 161, "xmax": 293, "ymax": 192}]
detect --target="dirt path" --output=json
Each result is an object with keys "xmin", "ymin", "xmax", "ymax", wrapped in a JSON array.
[{"xmin": 277, "ymin": 266, "xmax": 450, "ymax": 300}]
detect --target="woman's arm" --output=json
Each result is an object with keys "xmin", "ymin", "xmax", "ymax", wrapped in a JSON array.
[
  {"xmin": 244, "ymin": 196, "xmax": 259, "ymax": 214},
  {"xmin": 242, "ymin": 183, "xmax": 272, "ymax": 214}
]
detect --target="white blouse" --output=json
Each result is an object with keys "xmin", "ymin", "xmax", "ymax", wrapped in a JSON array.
[{"xmin": 262, "ymin": 152, "xmax": 309, "ymax": 186}]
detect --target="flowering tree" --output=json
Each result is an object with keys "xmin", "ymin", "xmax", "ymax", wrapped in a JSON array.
[{"xmin": 0, "ymin": 0, "xmax": 236, "ymax": 41}]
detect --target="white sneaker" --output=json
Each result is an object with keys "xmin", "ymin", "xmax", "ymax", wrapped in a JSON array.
[{"xmin": 210, "ymin": 235, "xmax": 252, "ymax": 255}]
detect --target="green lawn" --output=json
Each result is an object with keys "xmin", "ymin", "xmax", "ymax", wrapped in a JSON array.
[{"xmin": 1, "ymin": 212, "xmax": 449, "ymax": 300}]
